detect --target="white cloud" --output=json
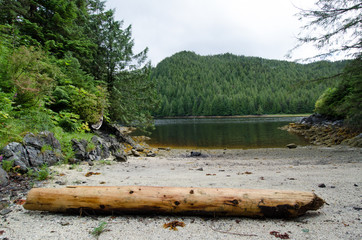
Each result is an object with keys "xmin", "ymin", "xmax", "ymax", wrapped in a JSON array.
[{"xmin": 106, "ymin": 0, "xmax": 322, "ymax": 65}]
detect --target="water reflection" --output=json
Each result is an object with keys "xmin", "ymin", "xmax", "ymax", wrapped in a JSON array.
[{"xmin": 145, "ymin": 117, "xmax": 308, "ymax": 149}]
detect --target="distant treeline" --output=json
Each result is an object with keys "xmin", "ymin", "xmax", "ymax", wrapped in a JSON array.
[{"xmin": 151, "ymin": 51, "xmax": 347, "ymax": 117}]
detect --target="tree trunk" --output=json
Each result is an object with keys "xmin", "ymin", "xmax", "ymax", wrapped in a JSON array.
[{"xmin": 23, "ymin": 186, "xmax": 324, "ymax": 218}]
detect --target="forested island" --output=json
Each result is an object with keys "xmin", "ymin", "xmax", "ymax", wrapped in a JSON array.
[{"xmin": 152, "ymin": 51, "xmax": 348, "ymax": 117}]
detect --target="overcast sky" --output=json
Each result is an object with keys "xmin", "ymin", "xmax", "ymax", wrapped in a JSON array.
[{"xmin": 105, "ymin": 0, "xmax": 319, "ymax": 66}]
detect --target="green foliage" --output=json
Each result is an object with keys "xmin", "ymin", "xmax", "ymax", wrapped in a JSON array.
[
  {"xmin": 36, "ymin": 163, "xmax": 50, "ymax": 181},
  {"xmin": 110, "ymin": 66, "xmax": 159, "ymax": 131},
  {"xmin": 68, "ymin": 85, "xmax": 107, "ymax": 125},
  {"xmin": 40, "ymin": 144, "xmax": 53, "ymax": 153},
  {"xmin": 97, "ymin": 159, "xmax": 112, "ymax": 165},
  {"xmin": 294, "ymin": 1, "xmax": 361, "ymax": 130},
  {"xmin": 315, "ymin": 88, "xmax": 343, "ymax": 117},
  {"xmin": 0, "ymin": 0, "xmax": 157, "ymax": 152},
  {"xmin": 293, "ymin": 0, "xmax": 361, "ymax": 60},
  {"xmin": 315, "ymin": 57, "xmax": 362, "ymax": 129},
  {"xmin": 8, "ymin": 46, "xmax": 58, "ymax": 108},
  {"xmin": 52, "ymin": 126, "xmax": 95, "ymax": 162},
  {"xmin": 153, "ymin": 51, "xmax": 347, "ymax": 117},
  {"xmin": 1, "ymin": 159, "xmax": 14, "ymax": 172},
  {"xmin": 49, "ymin": 85, "xmax": 107, "ymax": 130},
  {"xmin": 86, "ymin": 142, "xmax": 96, "ymax": 152},
  {"xmin": 91, "ymin": 221, "xmax": 108, "ymax": 238},
  {"xmin": 26, "ymin": 168, "xmax": 36, "ymax": 178}
]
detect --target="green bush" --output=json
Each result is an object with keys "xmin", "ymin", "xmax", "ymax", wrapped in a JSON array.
[
  {"xmin": 52, "ymin": 126, "xmax": 95, "ymax": 163},
  {"xmin": 315, "ymin": 57, "xmax": 361, "ymax": 130},
  {"xmin": 314, "ymin": 88, "xmax": 344, "ymax": 117},
  {"xmin": 36, "ymin": 164, "xmax": 50, "ymax": 180},
  {"xmin": 1, "ymin": 159, "xmax": 14, "ymax": 172},
  {"xmin": 49, "ymin": 85, "xmax": 108, "ymax": 126},
  {"xmin": 8, "ymin": 46, "xmax": 59, "ymax": 108}
]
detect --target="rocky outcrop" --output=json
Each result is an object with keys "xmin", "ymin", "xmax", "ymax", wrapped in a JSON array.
[
  {"xmin": 71, "ymin": 135, "xmax": 127, "ymax": 163},
  {"xmin": 95, "ymin": 122, "xmax": 145, "ymax": 152},
  {"xmin": 300, "ymin": 114, "xmax": 344, "ymax": 127},
  {"xmin": 1, "ymin": 131, "xmax": 62, "ymax": 172},
  {"xmin": 341, "ymin": 133, "xmax": 362, "ymax": 148},
  {"xmin": 1, "ymin": 123, "xmax": 153, "ymax": 188},
  {"xmin": 282, "ymin": 114, "xmax": 359, "ymax": 146}
]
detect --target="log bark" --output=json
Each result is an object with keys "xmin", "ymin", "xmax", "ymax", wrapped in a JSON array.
[{"xmin": 23, "ymin": 186, "xmax": 324, "ymax": 218}]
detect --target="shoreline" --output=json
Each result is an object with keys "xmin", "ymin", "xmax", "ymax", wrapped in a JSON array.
[
  {"xmin": 1, "ymin": 146, "xmax": 361, "ymax": 239},
  {"xmin": 157, "ymin": 114, "xmax": 310, "ymax": 119}
]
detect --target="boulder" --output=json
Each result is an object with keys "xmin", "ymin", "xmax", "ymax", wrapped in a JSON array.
[
  {"xmin": 23, "ymin": 132, "xmax": 62, "ymax": 167},
  {"xmin": 113, "ymin": 151, "xmax": 127, "ymax": 162},
  {"xmin": 71, "ymin": 139, "xmax": 88, "ymax": 161},
  {"xmin": 23, "ymin": 131, "xmax": 61, "ymax": 151},
  {"xmin": 2, "ymin": 142, "xmax": 30, "ymax": 171},
  {"xmin": 0, "ymin": 167, "xmax": 9, "ymax": 187},
  {"xmin": 98, "ymin": 122, "xmax": 141, "ymax": 150},
  {"xmin": 91, "ymin": 136, "xmax": 110, "ymax": 159}
]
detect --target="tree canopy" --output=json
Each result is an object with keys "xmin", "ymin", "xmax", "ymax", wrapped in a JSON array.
[
  {"xmin": 0, "ymin": 0, "xmax": 158, "ymax": 148},
  {"xmin": 292, "ymin": 0, "xmax": 361, "ymax": 61},
  {"xmin": 293, "ymin": 0, "xmax": 361, "ymax": 129},
  {"xmin": 152, "ymin": 51, "xmax": 347, "ymax": 117}
]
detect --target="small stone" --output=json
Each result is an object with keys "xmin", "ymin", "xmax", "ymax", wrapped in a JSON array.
[
  {"xmin": 196, "ymin": 168, "xmax": 203, "ymax": 171},
  {"xmin": 131, "ymin": 149, "xmax": 140, "ymax": 157},
  {"xmin": 190, "ymin": 151, "xmax": 201, "ymax": 157},
  {"xmin": 146, "ymin": 152, "xmax": 156, "ymax": 157},
  {"xmin": 0, "ymin": 208, "xmax": 12, "ymax": 215},
  {"xmin": 55, "ymin": 181, "xmax": 66, "ymax": 185},
  {"xmin": 286, "ymin": 143, "xmax": 297, "ymax": 149},
  {"xmin": 318, "ymin": 183, "xmax": 326, "ymax": 188},
  {"xmin": 354, "ymin": 184, "xmax": 358, "ymax": 187}
]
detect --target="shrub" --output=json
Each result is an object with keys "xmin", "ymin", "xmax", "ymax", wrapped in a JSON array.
[
  {"xmin": 1, "ymin": 159, "xmax": 14, "ymax": 172},
  {"xmin": 8, "ymin": 46, "xmax": 59, "ymax": 108},
  {"xmin": 36, "ymin": 164, "xmax": 50, "ymax": 180}
]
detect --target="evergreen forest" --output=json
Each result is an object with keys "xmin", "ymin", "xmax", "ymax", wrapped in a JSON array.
[
  {"xmin": 0, "ymin": 0, "xmax": 158, "ymax": 150},
  {"xmin": 152, "ymin": 51, "xmax": 348, "ymax": 117}
]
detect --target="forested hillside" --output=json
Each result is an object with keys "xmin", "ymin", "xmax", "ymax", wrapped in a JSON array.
[{"xmin": 152, "ymin": 51, "xmax": 347, "ymax": 117}]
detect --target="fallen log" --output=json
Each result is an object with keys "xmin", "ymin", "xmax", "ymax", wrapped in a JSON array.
[{"xmin": 23, "ymin": 186, "xmax": 324, "ymax": 218}]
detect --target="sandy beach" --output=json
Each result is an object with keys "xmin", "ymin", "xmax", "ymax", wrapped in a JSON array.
[{"xmin": 1, "ymin": 146, "xmax": 361, "ymax": 239}]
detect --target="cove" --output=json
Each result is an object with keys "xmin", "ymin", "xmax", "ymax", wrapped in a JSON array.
[{"xmin": 145, "ymin": 117, "xmax": 308, "ymax": 149}]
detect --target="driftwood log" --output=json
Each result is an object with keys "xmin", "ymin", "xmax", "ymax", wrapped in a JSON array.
[{"xmin": 23, "ymin": 186, "xmax": 324, "ymax": 218}]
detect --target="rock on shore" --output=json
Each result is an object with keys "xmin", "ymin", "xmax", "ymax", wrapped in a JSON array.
[{"xmin": 281, "ymin": 114, "xmax": 360, "ymax": 147}]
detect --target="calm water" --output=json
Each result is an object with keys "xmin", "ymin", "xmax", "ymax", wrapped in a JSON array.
[{"xmin": 145, "ymin": 117, "xmax": 308, "ymax": 149}]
